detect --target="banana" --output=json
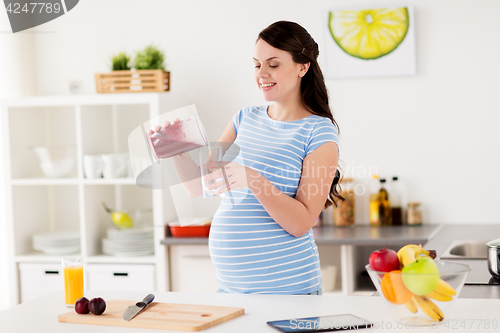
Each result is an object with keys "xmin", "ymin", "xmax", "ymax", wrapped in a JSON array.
[
  {"xmin": 397, "ymin": 244, "xmax": 437, "ymax": 268},
  {"xmin": 434, "ymin": 278, "xmax": 456, "ymax": 296},
  {"xmin": 413, "ymin": 295, "xmax": 444, "ymax": 322},
  {"xmin": 404, "ymin": 297, "xmax": 418, "ymax": 314},
  {"xmin": 427, "ymin": 290, "xmax": 453, "ymax": 302},
  {"xmin": 397, "ymin": 244, "xmax": 420, "ymax": 267}
]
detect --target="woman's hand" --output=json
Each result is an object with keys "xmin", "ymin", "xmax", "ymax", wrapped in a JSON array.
[
  {"xmin": 148, "ymin": 117, "xmax": 185, "ymax": 158},
  {"xmin": 204, "ymin": 161, "xmax": 258, "ymax": 195},
  {"xmin": 148, "ymin": 117, "xmax": 180, "ymax": 135}
]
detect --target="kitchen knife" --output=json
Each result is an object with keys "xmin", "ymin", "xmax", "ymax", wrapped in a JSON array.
[{"xmin": 122, "ymin": 294, "xmax": 155, "ymax": 321}]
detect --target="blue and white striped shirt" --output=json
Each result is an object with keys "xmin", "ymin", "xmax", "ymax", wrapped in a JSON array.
[{"xmin": 209, "ymin": 105, "xmax": 339, "ymax": 294}]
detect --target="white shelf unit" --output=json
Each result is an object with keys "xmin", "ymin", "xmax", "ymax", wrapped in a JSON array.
[{"xmin": 1, "ymin": 93, "xmax": 190, "ymax": 306}]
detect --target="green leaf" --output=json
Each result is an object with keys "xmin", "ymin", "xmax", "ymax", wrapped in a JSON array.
[{"xmin": 133, "ymin": 45, "xmax": 166, "ymax": 70}]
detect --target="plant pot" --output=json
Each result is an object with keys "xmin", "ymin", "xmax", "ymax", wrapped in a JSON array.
[{"xmin": 95, "ymin": 69, "xmax": 170, "ymax": 93}]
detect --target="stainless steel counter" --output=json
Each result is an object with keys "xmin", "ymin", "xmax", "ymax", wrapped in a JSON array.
[
  {"xmin": 160, "ymin": 224, "xmax": 441, "ymax": 246},
  {"xmin": 311, "ymin": 225, "xmax": 440, "ymax": 245},
  {"xmin": 424, "ymin": 225, "xmax": 500, "ymax": 286},
  {"xmin": 424, "ymin": 225, "xmax": 500, "ymax": 256}
]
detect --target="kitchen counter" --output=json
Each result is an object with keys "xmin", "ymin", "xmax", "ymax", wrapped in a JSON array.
[
  {"xmin": 424, "ymin": 225, "xmax": 500, "ymax": 256},
  {"xmin": 1, "ymin": 290, "xmax": 499, "ymax": 332},
  {"xmin": 424, "ymin": 225, "xmax": 500, "ymax": 285},
  {"xmin": 161, "ymin": 224, "xmax": 441, "ymax": 246}
]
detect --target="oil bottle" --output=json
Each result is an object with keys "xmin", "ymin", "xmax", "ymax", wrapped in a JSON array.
[
  {"xmin": 369, "ymin": 175, "xmax": 380, "ymax": 226},
  {"xmin": 390, "ymin": 176, "xmax": 403, "ymax": 226},
  {"xmin": 379, "ymin": 179, "xmax": 391, "ymax": 226}
]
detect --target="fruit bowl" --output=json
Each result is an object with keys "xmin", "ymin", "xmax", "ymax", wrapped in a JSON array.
[{"xmin": 366, "ymin": 261, "xmax": 470, "ymax": 325}]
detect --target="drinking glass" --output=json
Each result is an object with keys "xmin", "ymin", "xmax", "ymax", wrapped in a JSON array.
[
  {"xmin": 62, "ymin": 257, "xmax": 84, "ymax": 306},
  {"xmin": 199, "ymin": 146, "xmax": 226, "ymax": 198}
]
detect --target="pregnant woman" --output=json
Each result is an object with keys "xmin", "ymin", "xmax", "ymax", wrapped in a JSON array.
[{"xmin": 151, "ymin": 21, "xmax": 342, "ymax": 294}]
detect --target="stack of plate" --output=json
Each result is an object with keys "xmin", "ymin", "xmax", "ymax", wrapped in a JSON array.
[
  {"xmin": 33, "ymin": 231, "xmax": 80, "ymax": 255},
  {"xmin": 102, "ymin": 228, "xmax": 154, "ymax": 256}
]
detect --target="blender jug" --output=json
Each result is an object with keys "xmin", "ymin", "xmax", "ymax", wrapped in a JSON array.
[
  {"xmin": 146, "ymin": 113, "xmax": 208, "ymax": 163},
  {"xmin": 128, "ymin": 104, "xmax": 209, "ymax": 186}
]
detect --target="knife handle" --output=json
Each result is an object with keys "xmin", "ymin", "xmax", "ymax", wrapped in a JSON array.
[{"xmin": 143, "ymin": 294, "xmax": 155, "ymax": 305}]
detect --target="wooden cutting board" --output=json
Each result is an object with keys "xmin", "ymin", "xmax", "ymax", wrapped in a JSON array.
[{"xmin": 57, "ymin": 300, "xmax": 245, "ymax": 331}]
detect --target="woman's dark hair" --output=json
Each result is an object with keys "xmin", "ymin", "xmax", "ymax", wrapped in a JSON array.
[{"xmin": 258, "ymin": 21, "xmax": 344, "ymax": 208}]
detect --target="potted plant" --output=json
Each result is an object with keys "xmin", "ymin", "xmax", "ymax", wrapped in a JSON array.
[
  {"xmin": 95, "ymin": 45, "xmax": 170, "ymax": 94},
  {"xmin": 111, "ymin": 52, "xmax": 131, "ymax": 71},
  {"xmin": 133, "ymin": 45, "xmax": 165, "ymax": 70}
]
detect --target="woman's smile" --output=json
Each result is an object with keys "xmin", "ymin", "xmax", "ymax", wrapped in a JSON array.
[{"xmin": 260, "ymin": 82, "xmax": 276, "ymax": 91}]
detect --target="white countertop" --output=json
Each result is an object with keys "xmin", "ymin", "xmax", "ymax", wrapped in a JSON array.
[{"xmin": 1, "ymin": 290, "xmax": 499, "ymax": 332}]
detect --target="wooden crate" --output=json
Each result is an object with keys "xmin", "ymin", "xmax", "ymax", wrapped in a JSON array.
[{"xmin": 95, "ymin": 70, "xmax": 170, "ymax": 93}]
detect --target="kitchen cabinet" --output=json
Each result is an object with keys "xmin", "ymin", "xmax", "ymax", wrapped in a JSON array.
[
  {"xmin": 169, "ymin": 245, "xmax": 218, "ymax": 292},
  {"xmin": 18, "ymin": 263, "xmax": 63, "ymax": 303},
  {"xmin": 86, "ymin": 263, "xmax": 155, "ymax": 292},
  {"xmin": 1, "ymin": 93, "xmax": 192, "ymax": 306}
]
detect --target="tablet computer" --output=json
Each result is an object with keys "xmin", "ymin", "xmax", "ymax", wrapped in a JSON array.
[{"xmin": 267, "ymin": 314, "xmax": 373, "ymax": 332}]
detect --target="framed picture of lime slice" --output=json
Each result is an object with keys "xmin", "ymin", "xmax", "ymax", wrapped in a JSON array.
[{"xmin": 324, "ymin": 6, "xmax": 416, "ymax": 78}]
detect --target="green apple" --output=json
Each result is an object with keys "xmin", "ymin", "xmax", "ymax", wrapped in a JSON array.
[{"xmin": 401, "ymin": 257, "xmax": 439, "ymax": 295}]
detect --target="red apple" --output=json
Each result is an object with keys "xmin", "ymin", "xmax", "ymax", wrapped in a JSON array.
[{"xmin": 369, "ymin": 247, "xmax": 400, "ymax": 272}]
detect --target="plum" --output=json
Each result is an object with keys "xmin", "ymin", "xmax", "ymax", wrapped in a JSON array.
[
  {"xmin": 74, "ymin": 297, "xmax": 89, "ymax": 314},
  {"xmin": 89, "ymin": 297, "xmax": 106, "ymax": 315}
]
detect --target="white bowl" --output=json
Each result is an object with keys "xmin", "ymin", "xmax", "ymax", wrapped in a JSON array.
[
  {"xmin": 39, "ymin": 160, "xmax": 74, "ymax": 178},
  {"xmin": 32, "ymin": 146, "xmax": 76, "ymax": 178}
]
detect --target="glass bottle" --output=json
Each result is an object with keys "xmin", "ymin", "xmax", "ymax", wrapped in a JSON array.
[
  {"xmin": 390, "ymin": 176, "xmax": 403, "ymax": 226},
  {"xmin": 407, "ymin": 202, "xmax": 422, "ymax": 225},
  {"xmin": 369, "ymin": 175, "xmax": 380, "ymax": 226},
  {"xmin": 379, "ymin": 179, "xmax": 391, "ymax": 226},
  {"xmin": 333, "ymin": 178, "xmax": 355, "ymax": 227}
]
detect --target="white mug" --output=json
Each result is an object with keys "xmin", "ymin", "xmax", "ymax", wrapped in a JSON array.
[
  {"xmin": 101, "ymin": 154, "xmax": 126, "ymax": 179},
  {"xmin": 83, "ymin": 155, "xmax": 104, "ymax": 179}
]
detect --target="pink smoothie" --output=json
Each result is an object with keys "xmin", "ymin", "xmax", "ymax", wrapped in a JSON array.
[{"xmin": 147, "ymin": 120, "xmax": 205, "ymax": 163}]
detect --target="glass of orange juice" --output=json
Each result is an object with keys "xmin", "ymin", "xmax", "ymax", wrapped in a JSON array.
[{"xmin": 62, "ymin": 257, "xmax": 84, "ymax": 306}]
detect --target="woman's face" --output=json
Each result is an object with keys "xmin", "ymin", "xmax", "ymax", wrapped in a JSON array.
[{"xmin": 253, "ymin": 39, "xmax": 308, "ymax": 103}]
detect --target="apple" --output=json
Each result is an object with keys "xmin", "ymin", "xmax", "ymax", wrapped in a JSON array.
[
  {"xmin": 369, "ymin": 247, "xmax": 400, "ymax": 272},
  {"xmin": 402, "ymin": 257, "xmax": 439, "ymax": 295}
]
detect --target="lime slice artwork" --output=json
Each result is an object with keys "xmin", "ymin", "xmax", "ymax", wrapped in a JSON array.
[{"xmin": 328, "ymin": 7, "xmax": 409, "ymax": 60}]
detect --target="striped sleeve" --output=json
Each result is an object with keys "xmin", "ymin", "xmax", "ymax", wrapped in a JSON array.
[
  {"xmin": 232, "ymin": 107, "xmax": 251, "ymax": 135},
  {"xmin": 305, "ymin": 119, "xmax": 339, "ymax": 156}
]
